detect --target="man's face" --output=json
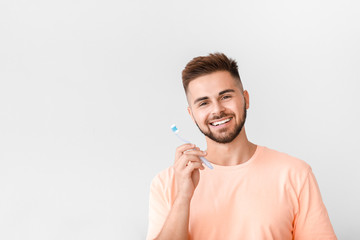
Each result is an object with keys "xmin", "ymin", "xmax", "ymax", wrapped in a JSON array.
[{"xmin": 187, "ymin": 71, "xmax": 249, "ymax": 144}]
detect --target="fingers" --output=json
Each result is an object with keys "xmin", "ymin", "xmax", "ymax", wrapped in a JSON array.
[
  {"xmin": 174, "ymin": 145, "xmax": 207, "ymax": 168},
  {"xmin": 175, "ymin": 144, "xmax": 207, "ymax": 160},
  {"xmin": 183, "ymin": 148, "xmax": 206, "ymax": 156},
  {"xmin": 173, "ymin": 144, "xmax": 206, "ymax": 200},
  {"xmin": 175, "ymin": 143, "xmax": 196, "ymax": 161},
  {"xmin": 185, "ymin": 161, "xmax": 205, "ymax": 172}
]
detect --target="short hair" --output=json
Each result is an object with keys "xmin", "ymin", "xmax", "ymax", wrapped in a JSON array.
[{"xmin": 182, "ymin": 52, "xmax": 242, "ymax": 93}]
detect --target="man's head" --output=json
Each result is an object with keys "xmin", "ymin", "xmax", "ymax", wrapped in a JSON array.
[
  {"xmin": 182, "ymin": 53, "xmax": 249, "ymax": 144},
  {"xmin": 182, "ymin": 52, "xmax": 243, "ymax": 94}
]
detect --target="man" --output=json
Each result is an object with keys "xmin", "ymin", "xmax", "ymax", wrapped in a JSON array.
[{"xmin": 147, "ymin": 53, "xmax": 336, "ymax": 239}]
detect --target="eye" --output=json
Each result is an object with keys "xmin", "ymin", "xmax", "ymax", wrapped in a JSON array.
[
  {"xmin": 221, "ymin": 95, "xmax": 231, "ymax": 100},
  {"xmin": 199, "ymin": 101, "xmax": 208, "ymax": 107}
]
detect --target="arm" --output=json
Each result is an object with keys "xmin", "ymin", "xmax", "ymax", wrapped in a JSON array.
[
  {"xmin": 147, "ymin": 144, "xmax": 206, "ymax": 240},
  {"xmin": 293, "ymin": 168, "xmax": 337, "ymax": 240},
  {"xmin": 154, "ymin": 195, "xmax": 191, "ymax": 240}
]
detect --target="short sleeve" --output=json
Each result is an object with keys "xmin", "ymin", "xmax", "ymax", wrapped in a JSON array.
[
  {"xmin": 293, "ymin": 169, "xmax": 337, "ymax": 239},
  {"xmin": 146, "ymin": 175, "xmax": 170, "ymax": 240}
]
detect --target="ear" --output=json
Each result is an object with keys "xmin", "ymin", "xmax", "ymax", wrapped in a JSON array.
[
  {"xmin": 187, "ymin": 106, "xmax": 195, "ymax": 123},
  {"xmin": 243, "ymin": 90, "xmax": 250, "ymax": 109}
]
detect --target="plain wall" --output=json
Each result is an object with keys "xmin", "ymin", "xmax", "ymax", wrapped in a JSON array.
[{"xmin": 0, "ymin": 0, "xmax": 359, "ymax": 239}]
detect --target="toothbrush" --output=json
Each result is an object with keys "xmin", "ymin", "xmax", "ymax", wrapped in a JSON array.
[{"xmin": 171, "ymin": 124, "xmax": 214, "ymax": 170}]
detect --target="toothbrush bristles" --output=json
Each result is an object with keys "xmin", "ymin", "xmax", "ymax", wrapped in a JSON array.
[{"xmin": 170, "ymin": 124, "xmax": 179, "ymax": 133}]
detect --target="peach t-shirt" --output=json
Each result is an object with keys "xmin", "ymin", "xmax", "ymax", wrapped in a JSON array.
[{"xmin": 147, "ymin": 146, "xmax": 336, "ymax": 239}]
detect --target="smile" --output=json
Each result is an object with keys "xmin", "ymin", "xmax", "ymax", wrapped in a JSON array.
[{"xmin": 210, "ymin": 117, "xmax": 232, "ymax": 126}]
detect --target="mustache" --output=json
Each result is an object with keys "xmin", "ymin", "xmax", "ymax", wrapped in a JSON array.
[{"xmin": 208, "ymin": 112, "xmax": 233, "ymax": 122}]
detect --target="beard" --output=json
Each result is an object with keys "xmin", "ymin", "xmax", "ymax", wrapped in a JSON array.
[{"xmin": 195, "ymin": 104, "xmax": 247, "ymax": 144}]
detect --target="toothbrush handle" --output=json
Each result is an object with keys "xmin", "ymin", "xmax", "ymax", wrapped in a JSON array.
[
  {"xmin": 176, "ymin": 134, "xmax": 191, "ymax": 144},
  {"xmin": 175, "ymin": 134, "xmax": 214, "ymax": 169},
  {"xmin": 200, "ymin": 156, "xmax": 214, "ymax": 169}
]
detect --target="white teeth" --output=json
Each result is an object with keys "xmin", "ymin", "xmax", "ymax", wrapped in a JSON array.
[{"xmin": 211, "ymin": 118, "xmax": 231, "ymax": 126}]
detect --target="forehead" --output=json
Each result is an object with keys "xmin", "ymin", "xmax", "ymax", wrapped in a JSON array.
[{"xmin": 187, "ymin": 71, "xmax": 241, "ymax": 100}]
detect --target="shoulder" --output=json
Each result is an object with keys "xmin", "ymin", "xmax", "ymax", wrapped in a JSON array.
[
  {"xmin": 149, "ymin": 167, "xmax": 177, "ymax": 205},
  {"xmin": 259, "ymin": 146, "xmax": 311, "ymax": 172},
  {"xmin": 150, "ymin": 166, "xmax": 176, "ymax": 191},
  {"xmin": 258, "ymin": 146, "xmax": 315, "ymax": 193},
  {"xmin": 256, "ymin": 146, "xmax": 312, "ymax": 185}
]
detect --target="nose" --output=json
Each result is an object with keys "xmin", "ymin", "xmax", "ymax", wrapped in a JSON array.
[{"xmin": 211, "ymin": 101, "xmax": 226, "ymax": 116}]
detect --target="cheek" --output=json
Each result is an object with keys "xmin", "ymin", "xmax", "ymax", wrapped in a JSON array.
[
  {"xmin": 193, "ymin": 110, "xmax": 210, "ymax": 124},
  {"xmin": 228, "ymin": 101, "xmax": 243, "ymax": 112}
]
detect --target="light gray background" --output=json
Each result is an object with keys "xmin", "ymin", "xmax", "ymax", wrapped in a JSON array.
[{"xmin": 0, "ymin": 0, "xmax": 359, "ymax": 239}]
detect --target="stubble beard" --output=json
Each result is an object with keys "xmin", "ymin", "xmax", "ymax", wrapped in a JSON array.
[{"xmin": 195, "ymin": 104, "xmax": 247, "ymax": 144}]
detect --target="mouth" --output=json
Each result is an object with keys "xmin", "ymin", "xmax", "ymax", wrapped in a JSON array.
[{"xmin": 209, "ymin": 117, "xmax": 232, "ymax": 127}]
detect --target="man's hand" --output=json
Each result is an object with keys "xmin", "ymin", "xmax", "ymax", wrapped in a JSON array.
[
  {"xmin": 154, "ymin": 144, "xmax": 207, "ymax": 240},
  {"xmin": 174, "ymin": 144, "xmax": 207, "ymax": 201}
]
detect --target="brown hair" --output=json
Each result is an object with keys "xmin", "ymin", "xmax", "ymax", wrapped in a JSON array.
[{"xmin": 182, "ymin": 52, "xmax": 242, "ymax": 93}]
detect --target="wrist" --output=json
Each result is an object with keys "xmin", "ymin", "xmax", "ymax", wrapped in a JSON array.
[{"xmin": 174, "ymin": 193, "xmax": 192, "ymax": 205}]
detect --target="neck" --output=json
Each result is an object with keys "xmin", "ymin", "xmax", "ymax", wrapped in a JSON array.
[{"xmin": 205, "ymin": 128, "xmax": 257, "ymax": 166}]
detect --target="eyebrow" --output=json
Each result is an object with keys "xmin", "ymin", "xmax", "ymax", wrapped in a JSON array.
[
  {"xmin": 193, "ymin": 96, "xmax": 209, "ymax": 105},
  {"xmin": 219, "ymin": 89, "xmax": 235, "ymax": 95},
  {"xmin": 193, "ymin": 89, "xmax": 235, "ymax": 105}
]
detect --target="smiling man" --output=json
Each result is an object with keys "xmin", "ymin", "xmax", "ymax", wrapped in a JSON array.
[{"xmin": 147, "ymin": 53, "xmax": 336, "ymax": 240}]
